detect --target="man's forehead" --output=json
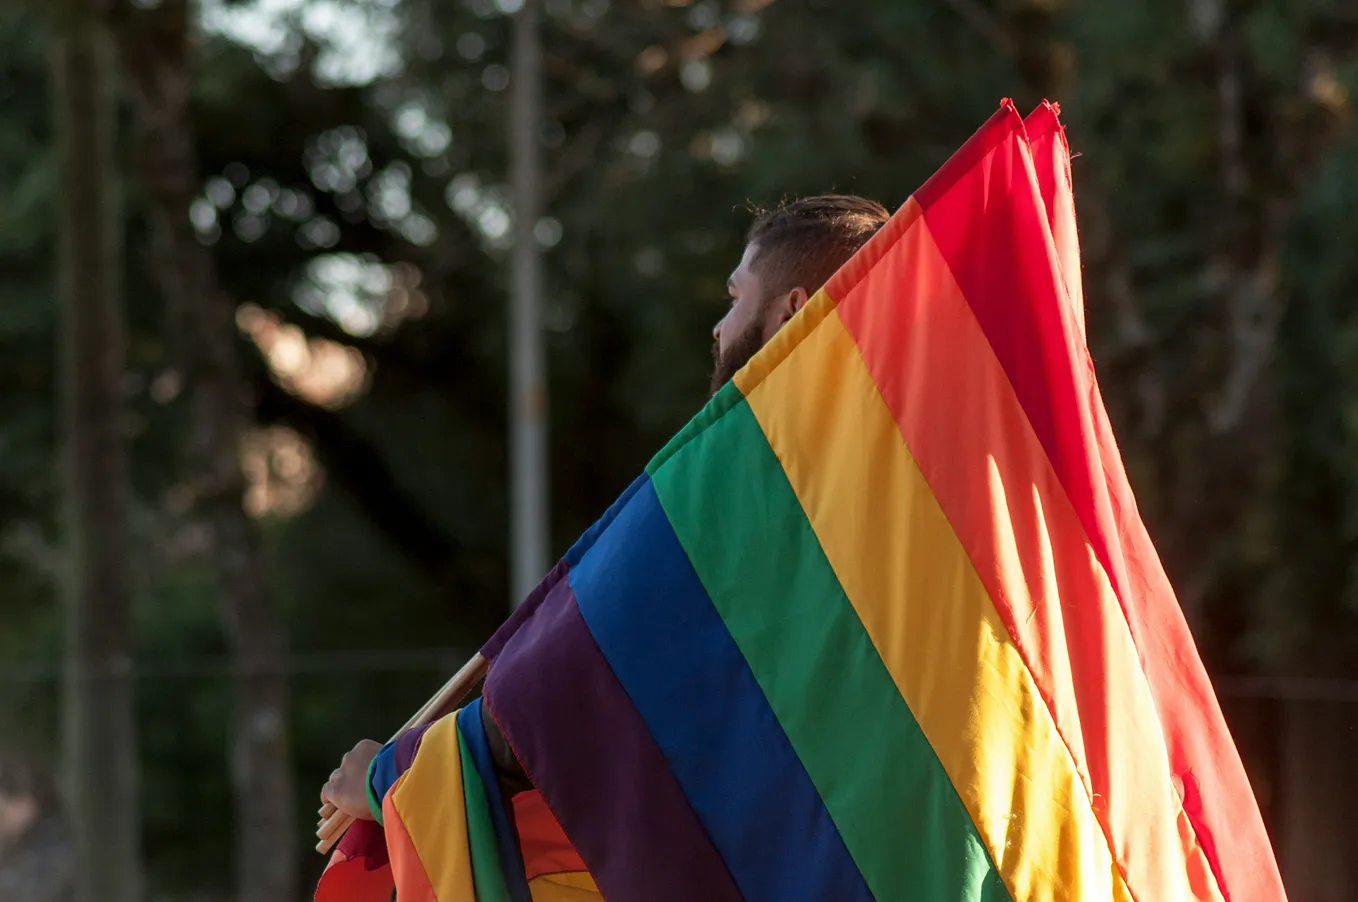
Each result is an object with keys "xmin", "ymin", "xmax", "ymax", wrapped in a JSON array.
[{"xmin": 729, "ymin": 242, "xmax": 762, "ymax": 289}]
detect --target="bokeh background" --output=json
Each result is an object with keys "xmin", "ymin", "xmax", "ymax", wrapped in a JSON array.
[{"xmin": 2, "ymin": 0, "xmax": 1357, "ymax": 899}]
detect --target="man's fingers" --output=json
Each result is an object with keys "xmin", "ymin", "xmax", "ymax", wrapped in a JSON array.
[{"xmin": 320, "ymin": 740, "xmax": 377, "ymax": 817}]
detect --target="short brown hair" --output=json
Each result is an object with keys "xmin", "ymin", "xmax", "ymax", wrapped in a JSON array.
[{"xmin": 746, "ymin": 195, "xmax": 890, "ymax": 300}]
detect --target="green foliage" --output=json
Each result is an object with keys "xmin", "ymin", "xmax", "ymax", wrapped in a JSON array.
[{"xmin": 2, "ymin": 0, "xmax": 1358, "ymax": 896}]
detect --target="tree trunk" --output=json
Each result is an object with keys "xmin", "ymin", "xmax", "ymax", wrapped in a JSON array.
[
  {"xmin": 51, "ymin": 9, "xmax": 144, "ymax": 902},
  {"xmin": 112, "ymin": 3, "xmax": 297, "ymax": 899},
  {"xmin": 1280, "ymin": 697, "xmax": 1357, "ymax": 902}
]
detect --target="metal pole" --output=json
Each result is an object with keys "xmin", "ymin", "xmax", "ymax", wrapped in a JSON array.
[{"xmin": 509, "ymin": 0, "xmax": 548, "ymax": 605}]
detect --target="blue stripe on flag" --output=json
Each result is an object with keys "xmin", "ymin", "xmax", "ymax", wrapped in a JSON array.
[{"xmin": 569, "ymin": 478, "xmax": 872, "ymax": 902}]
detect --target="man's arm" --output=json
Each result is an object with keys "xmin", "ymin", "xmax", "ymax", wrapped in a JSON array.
[{"xmin": 482, "ymin": 698, "xmax": 533, "ymax": 796}]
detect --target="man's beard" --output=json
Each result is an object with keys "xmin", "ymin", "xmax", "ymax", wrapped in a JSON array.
[{"xmin": 709, "ymin": 316, "xmax": 766, "ymax": 397}]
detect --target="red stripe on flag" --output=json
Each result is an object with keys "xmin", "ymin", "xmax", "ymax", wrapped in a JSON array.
[
  {"xmin": 1022, "ymin": 103, "xmax": 1286, "ymax": 902},
  {"xmin": 312, "ymin": 820, "xmax": 394, "ymax": 902},
  {"xmin": 1023, "ymin": 102, "xmax": 1085, "ymax": 342},
  {"xmin": 907, "ymin": 99, "xmax": 1280, "ymax": 902}
]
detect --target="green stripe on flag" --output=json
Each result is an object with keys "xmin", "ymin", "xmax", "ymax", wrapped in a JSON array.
[
  {"xmin": 645, "ymin": 380, "xmax": 744, "ymax": 476},
  {"xmin": 458, "ymin": 725, "xmax": 513, "ymax": 902},
  {"xmin": 650, "ymin": 398, "xmax": 1008, "ymax": 902}
]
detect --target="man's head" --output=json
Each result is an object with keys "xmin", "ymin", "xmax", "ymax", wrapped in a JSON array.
[{"xmin": 712, "ymin": 194, "xmax": 890, "ymax": 394}]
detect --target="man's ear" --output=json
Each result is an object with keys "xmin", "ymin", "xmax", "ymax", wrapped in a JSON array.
[{"xmin": 782, "ymin": 287, "xmax": 809, "ymax": 322}]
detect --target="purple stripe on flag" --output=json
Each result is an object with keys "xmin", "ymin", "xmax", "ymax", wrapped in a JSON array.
[
  {"xmin": 392, "ymin": 722, "xmax": 432, "ymax": 775},
  {"xmin": 481, "ymin": 557, "xmax": 570, "ymax": 661},
  {"xmin": 483, "ymin": 476, "xmax": 649, "ymax": 662},
  {"xmin": 484, "ymin": 574, "xmax": 742, "ymax": 902}
]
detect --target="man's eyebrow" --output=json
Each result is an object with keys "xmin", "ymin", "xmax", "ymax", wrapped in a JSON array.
[{"xmin": 726, "ymin": 275, "xmax": 737, "ymax": 292}]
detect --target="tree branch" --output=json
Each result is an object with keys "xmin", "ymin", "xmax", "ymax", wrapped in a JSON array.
[{"xmin": 944, "ymin": 0, "xmax": 1016, "ymax": 57}]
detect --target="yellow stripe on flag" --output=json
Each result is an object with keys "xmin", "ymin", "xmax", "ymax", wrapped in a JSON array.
[
  {"xmin": 743, "ymin": 290, "xmax": 1132, "ymax": 902},
  {"xmin": 528, "ymin": 871, "xmax": 602, "ymax": 902},
  {"xmin": 385, "ymin": 715, "xmax": 477, "ymax": 902}
]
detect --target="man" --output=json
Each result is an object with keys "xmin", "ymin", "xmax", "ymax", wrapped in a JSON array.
[
  {"xmin": 320, "ymin": 193, "xmax": 891, "ymax": 830},
  {"xmin": 708, "ymin": 194, "xmax": 889, "ymax": 395}
]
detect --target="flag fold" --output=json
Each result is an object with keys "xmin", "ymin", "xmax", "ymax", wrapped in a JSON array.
[{"xmin": 314, "ymin": 699, "xmax": 595, "ymax": 902}]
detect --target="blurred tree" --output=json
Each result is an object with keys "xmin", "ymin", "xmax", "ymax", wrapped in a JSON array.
[
  {"xmin": 49, "ymin": 1, "xmax": 142, "ymax": 899},
  {"xmin": 113, "ymin": 1, "xmax": 296, "ymax": 898},
  {"xmin": 1009, "ymin": 0, "xmax": 1358, "ymax": 675}
]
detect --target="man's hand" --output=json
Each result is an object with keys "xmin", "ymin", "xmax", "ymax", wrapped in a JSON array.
[{"xmin": 321, "ymin": 739, "xmax": 383, "ymax": 821}]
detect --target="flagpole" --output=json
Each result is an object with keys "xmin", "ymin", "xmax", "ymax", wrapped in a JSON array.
[{"xmin": 509, "ymin": 0, "xmax": 549, "ymax": 607}]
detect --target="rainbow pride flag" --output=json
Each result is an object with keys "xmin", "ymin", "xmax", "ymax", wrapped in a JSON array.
[
  {"xmin": 482, "ymin": 100, "xmax": 1284, "ymax": 902},
  {"xmin": 316, "ymin": 100, "xmax": 1285, "ymax": 902}
]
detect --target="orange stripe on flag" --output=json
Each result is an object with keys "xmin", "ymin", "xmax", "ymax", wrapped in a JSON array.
[
  {"xmin": 384, "ymin": 716, "xmax": 477, "ymax": 902},
  {"xmin": 383, "ymin": 772, "xmax": 438, "ymax": 902},
  {"xmin": 512, "ymin": 789, "xmax": 589, "ymax": 883}
]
